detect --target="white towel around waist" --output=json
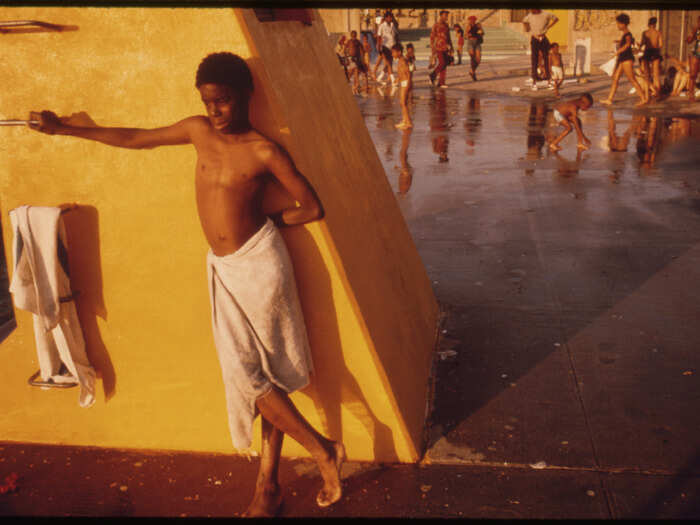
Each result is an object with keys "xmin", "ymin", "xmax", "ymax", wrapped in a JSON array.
[{"xmin": 206, "ymin": 218, "xmax": 314, "ymax": 450}]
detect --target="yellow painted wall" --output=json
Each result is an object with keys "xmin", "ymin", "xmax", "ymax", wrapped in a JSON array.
[
  {"xmin": 548, "ymin": 10, "xmax": 569, "ymax": 50},
  {"xmin": 0, "ymin": 7, "xmax": 439, "ymax": 462}
]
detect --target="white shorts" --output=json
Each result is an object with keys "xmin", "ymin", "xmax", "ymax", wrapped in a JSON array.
[
  {"xmin": 553, "ymin": 109, "xmax": 565, "ymax": 123},
  {"xmin": 400, "ymin": 79, "xmax": 409, "ymax": 88},
  {"xmin": 551, "ymin": 66, "xmax": 564, "ymax": 81}
]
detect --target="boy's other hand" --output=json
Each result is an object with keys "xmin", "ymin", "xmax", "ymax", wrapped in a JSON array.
[{"xmin": 29, "ymin": 111, "xmax": 64, "ymax": 135}]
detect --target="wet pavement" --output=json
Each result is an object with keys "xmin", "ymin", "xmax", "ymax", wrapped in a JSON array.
[{"xmin": 2, "ymin": 69, "xmax": 700, "ymax": 518}]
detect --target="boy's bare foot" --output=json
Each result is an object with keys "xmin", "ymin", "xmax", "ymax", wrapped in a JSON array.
[
  {"xmin": 395, "ymin": 122, "xmax": 408, "ymax": 130},
  {"xmin": 316, "ymin": 441, "xmax": 346, "ymax": 508},
  {"xmin": 634, "ymin": 99, "xmax": 648, "ymax": 107},
  {"xmin": 577, "ymin": 142, "xmax": 590, "ymax": 150},
  {"xmin": 243, "ymin": 484, "xmax": 283, "ymax": 517},
  {"xmin": 600, "ymin": 99, "xmax": 613, "ymax": 105},
  {"xmin": 548, "ymin": 143, "xmax": 562, "ymax": 151}
]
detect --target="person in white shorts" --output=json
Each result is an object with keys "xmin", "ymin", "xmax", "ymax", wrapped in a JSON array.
[
  {"xmin": 392, "ymin": 43, "xmax": 413, "ymax": 129},
  {"xmin": 549, "ymin": 42, "xmax": 564, "ymax": 97}
]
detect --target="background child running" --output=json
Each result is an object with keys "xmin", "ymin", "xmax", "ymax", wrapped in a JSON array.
[
  {"xmin": 345, "ymin": 30, "xmax": 369, "ymax": 95},
  {"xmin": 548, "ymin": 93, "xmax": 593, "ymax": 151}
]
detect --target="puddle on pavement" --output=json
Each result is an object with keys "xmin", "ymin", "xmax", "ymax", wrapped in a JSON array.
[{"xmin": 356, "ymin": 88, "xmax": 700, "ymax": 221}]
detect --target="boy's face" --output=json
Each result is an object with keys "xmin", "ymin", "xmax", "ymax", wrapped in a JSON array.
[
  {"xmin": 616, "ymin": 21, "xmax": 625, "ymax": 30},
  {"xmin": 580, "ymin": 98, "xmax": 592, "ymax": 110},
  {"xmin": 392, "ymin": 48, "xmax": 401, "ymax": 59},
  {"xmin": 552, "ymin": 45, "xmax": 558, "ymax": 53},
  {"xmin": 198, "ymin": 83, "xmax": 245, "ymax": 133}
]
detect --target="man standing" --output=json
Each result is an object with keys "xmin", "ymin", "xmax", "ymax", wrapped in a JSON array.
[
  {"xmin": 373, "ymin": 11, "xmax": 399, "ymax": 85},
  {"xmin": 522, "ymin": 9, "xmax": 559, "ymax": 89},
  {"xmin": 429, "ymin": 10, "xmax": 453, "ymax": 88}
]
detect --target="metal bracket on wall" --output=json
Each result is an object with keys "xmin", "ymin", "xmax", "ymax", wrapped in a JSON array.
[
  {"xmin": 0, "ymin": 20, "xmax": 78, "ymax": 34},
  {"xmin": 28, "ymin": 368, "xmax": 78, "ymax": 389}
]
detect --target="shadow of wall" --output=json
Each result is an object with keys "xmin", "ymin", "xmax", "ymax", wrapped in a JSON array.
[{"xmin": 60, "ymin": 204, "xmax": 115, "ymax": 400}]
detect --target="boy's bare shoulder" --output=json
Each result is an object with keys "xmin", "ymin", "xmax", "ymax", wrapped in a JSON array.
[
  {"xmin": 247, "ymin": 131, "xmax": 289, "ymax": 162},
  {"xmin": 185, "ymin": 115, "xmax": 212, "ymax": 132}
]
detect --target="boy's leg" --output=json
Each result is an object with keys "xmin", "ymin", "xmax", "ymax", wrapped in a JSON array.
[
  {"xmin": 437, "ymin": 52, "xmax": 448, "ymax": 86},
  {"xmin": 396, "ymin": 87, "xmax": 412, "ymax": 128},
  {"xmin": 622, "ymin": 61, "xmax": 648, "ymax": 105},
  {"xmin": 652, "ymin": 59, "xmax": 661, "ymax": 96},
  {"xmin": 256, "ymin": 385, "xmax": 345, "ymax": 507},
  {"xmin": 244, "ymin": 416, "xmax": 284, "ymax": 517},
  {"xmin": 406, "ymin": 87, "xmax": 413, "ymax": 126},
  {"xmin": 542, "ymin": 40, "xmax": 551, "ymax": 80},
  {"xmin": 469, "ymin": 49, "xmax": 477, "ymax": 79},
  {"xmin": 601, "ymin": 63, "xmax": 624, "ymax": 104},
  {"xmin": 688, "ymin": 57, "xmax": 700, "ymax": 101},
  {"xmin": 549, "ymin": 121, "xmax": 571, "ymax": 150},
  {"xmin": 530, "ymin": 37, "xmax": 539, "ymax": 81}
]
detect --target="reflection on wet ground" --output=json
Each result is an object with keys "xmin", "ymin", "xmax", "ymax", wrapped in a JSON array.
[
  {"xmin": 357, "ymin": 88, "xmax": 699, "ymax": 219},
  {"xmin": 357, "ymin": 86, "xmax": 700, "ymax": 474}
]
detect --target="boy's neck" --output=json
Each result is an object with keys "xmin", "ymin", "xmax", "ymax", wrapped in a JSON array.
[{"xmin": 221, "ymin": 120, "xmax": 252, "ymax": 135}]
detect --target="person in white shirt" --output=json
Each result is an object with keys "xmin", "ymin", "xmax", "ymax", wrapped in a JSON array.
[
  {"xmin": 372, "ymin": 11, "xmax": 399, "ymax": 85},
  {"xmin": 522, "ymin": 9, "xmax": 559, "ymax": 88}
]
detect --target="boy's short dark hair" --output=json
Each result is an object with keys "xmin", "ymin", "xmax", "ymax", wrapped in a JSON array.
[
  {"xmin": 551, "ymin": 42, "xmax": 559, "ymax": 48},
  {"xmin": 440, "ymin": 10, "xmax": 449, "ymax": 15},
  {"xmin": 196, "ymin": 52, "xmax": 253, "ymax": 95},
  {"xmin": 406, "ymin": 43, "xmax": 414, "ymax": 49},
  {"xmin": 350, "ymin": 30, "xmax": 357, "ymax": 37},
  {"xmin": 581, "ymin": 93, "xmax": 594, "ymax": 105},
  {"xmin": 616, "ymin": 13, "xmax": 630, "ymax": 25},
  {"xmin": 392, "ymin": 43, "xmax": 403, "ymax": 52},
  {"xmin": 649, "ymin": 17, "xmax": 657, "ymax": 25}
]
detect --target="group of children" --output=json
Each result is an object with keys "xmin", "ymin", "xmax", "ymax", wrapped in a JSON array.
[
  {"xmin": 601, "ymin": 14, "xmax": 700, "ymax": 106},
  {"xmin": 336, "ymin": 30, "xmax": 417, "ymax": 101}
]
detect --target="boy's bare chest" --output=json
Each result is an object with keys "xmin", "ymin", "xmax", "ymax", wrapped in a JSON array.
[{"xmin": 195, "ymin": 149, "xmax": 264, "ymax": 189}]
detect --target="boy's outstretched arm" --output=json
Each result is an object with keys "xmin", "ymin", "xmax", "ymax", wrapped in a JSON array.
[
  {"xmin": 258, "ymin": 142, "xmax": 324, "ymax": 227},
  {"xmin": 29, "ymin": 110, "xmax": 195, "ymax": 149}
]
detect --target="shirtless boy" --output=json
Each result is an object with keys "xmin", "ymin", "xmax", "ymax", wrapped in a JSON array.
[
  {"xmin": 405, "ymin": 43, "xmax": 417, "ymax": 74},
  {"xmin": 345, "ymin": 30, "xmax": 369, "ymax": 94},
  {"xmin": 28, "ymin": 52, "xmax": 345, "ymax": 518},
  {"xmin": 640, "ymin": 17, "xmax": 663, "ymax": 98},
  {"xmin": 549, "ymin": 42, "xmax": 564, "ymax": 97},
  {"xmin": 392, "ymin": 43, "xmax": 413, "ymax": 130},
  {"xmin": 548, "ymin": 93, "xmax": 593, "ymax": 151}
]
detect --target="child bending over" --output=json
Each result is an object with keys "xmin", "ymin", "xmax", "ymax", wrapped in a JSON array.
[{"xmin": 548, "ymin": 93, "xmax": 593, "ymax": 151}]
